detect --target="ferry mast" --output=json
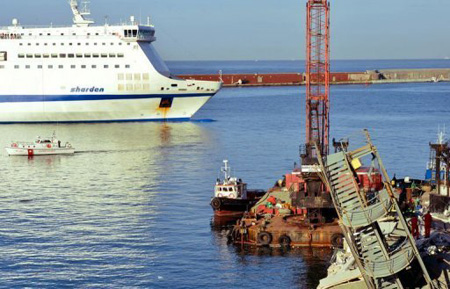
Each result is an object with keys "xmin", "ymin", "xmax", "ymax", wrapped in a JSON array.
[{"xmin": 304, "ymin": 0, "xmax": 330, "ymax": 161}]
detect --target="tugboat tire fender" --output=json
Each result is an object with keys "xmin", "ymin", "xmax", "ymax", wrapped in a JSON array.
[
  {"xmin": 211, "ymin": 197, "xmax": 222, "ymax": 210},
  {"xmin": 257, "ymin": 231, "xmax": 272, "ymax": 246},
  {"xmin": 278, "ymin": 235, "xmax": 291, "ymax": 247},
  {"xmin": 331, "ymin": 233, "xmax": 344, "ymax": 248}
]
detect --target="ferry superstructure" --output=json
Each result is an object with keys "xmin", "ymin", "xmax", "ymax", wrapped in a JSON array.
[{"xmin": 0, "ymin": 0, "xmax": 221, "ymax": 122}]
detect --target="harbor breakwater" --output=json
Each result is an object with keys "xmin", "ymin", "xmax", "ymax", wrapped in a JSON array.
[{"xmin": 178, "ymin": 68, "xmax": 450, "ymax": 87}]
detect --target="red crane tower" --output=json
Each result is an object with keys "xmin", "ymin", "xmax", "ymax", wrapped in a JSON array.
[{"xmin": 304, "ymin": 0, "xmax": 330, "ymax": 162}]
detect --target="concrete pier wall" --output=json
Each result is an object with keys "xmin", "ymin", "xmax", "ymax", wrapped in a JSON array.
[{"xmin": 178, "ymin": 69, "xmax": 450, "ymax": 87}]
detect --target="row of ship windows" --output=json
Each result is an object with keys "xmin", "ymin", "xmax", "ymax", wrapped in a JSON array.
[
  {"xmin": 18, "ymin": 53, "xmax": 125, "ymax": 59},
  {"xmin": 118, "ymin": 84, "xmax": 151, "ymax": 91},
  {"xmin": 19, "ymin": 42, "xmax": 131, "ymax": 46},
  {"xmin": 0, "ymin": 64, "xmax": 131, "ymax": 69}
]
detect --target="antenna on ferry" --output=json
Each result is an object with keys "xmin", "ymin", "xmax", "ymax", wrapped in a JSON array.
[{"xmin": 69, "ymin": 0, "xmax": 95, "ymax": 27}]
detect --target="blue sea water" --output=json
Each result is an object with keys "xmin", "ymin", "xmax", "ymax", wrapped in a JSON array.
[{"xmin": 0, "ymin": 60, "xmax": 449, "ymax": 288}]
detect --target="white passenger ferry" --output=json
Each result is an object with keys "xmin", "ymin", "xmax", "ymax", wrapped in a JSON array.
[{"xmin": 0, "ymin": 1, "xmax": 221, "ymax": 122}]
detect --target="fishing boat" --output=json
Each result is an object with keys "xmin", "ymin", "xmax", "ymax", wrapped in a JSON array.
[
  {"xmin": 0, "ymin": 1, "xmax": 221, "ymax": 123},
  {"xmin": 211, "ymin": 160, "xmax": 265, "ymax": 217},
  {"xmin": 5, "ymin": 133, "xmax": 74, "ymax": 156}
]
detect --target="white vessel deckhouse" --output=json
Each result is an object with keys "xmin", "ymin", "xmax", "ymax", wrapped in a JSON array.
[{"xmin": 0, "ymin": 1, "xmax": 221, "ymax": 122}]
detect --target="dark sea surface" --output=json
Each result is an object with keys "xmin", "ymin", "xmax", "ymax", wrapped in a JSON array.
[{"xmin": 1, "ymin": 60, "xmax": 450, "ymax": 288}]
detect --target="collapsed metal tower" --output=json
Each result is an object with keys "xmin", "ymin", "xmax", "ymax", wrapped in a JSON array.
[
  {"xmin": 317, "ymin": 130, "xmax": 436, "ymax": 289},
  {"xmin": 305, "ymin": 0, "xmax": 330, "ymax": 161}
]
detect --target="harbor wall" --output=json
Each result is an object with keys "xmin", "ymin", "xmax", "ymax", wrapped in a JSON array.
[{"xmin": 178, "ymin": 68, "xmax": 450, "ymax": 87}]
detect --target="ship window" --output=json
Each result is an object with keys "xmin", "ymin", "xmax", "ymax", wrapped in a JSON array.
[
  {"xmin": 51, "ymin": 54, "xmax": 57, "ymax": 58},
  {"xmin": 59, "ymin": 65, "xmax": 63, "ymax": 69},
  {"xmin": 92, "ymin": 65, "xmax": 97, "ymax": 68},
  {"xmin": 39, "ymin": 33, "xmax": 43, "ymax": 36},
  {"xmin": 127, "ymin": 43, "xmax": 131, "ymax": 45},
  {"xmin": 134, "ymin": 73, "xmax": 141, "ymax": 80},
  {"xmin": 26, "ymin": 54, "xmax": 33, "ymax": 58},
  {"xmin": 72, "ymin": 33, "xmax": 76, "ymax": 36},
  {"xmin": 19, "ymin": 43, "xmax": 23, "ymax": 46},
  {"xmin": 126, "ymin": 84, "xmax": 133, "ymax": 90},
  {"xmin": 143, "ymin": 73, "xmax": 149, "ymax": 80},
  {"xmin": 95, "ymin": 33, "xmax": 99, "ymax": 36},
  {"xmin": 87, "ymin": 33, "xmax": 91, "ymax": 36},
  {"xmin": 59, "ymin": 53, "xmax": 66, "ymax": 58},
  {"xmin": 69, "ymin": 43, "xmax": 73, "ymax": 46},
  {"xmin": 68, "ymin": 54, "xmax": 75, "ymax": 58},
  {"xmin": 134, "ymin": 84, "xmax": 142, "ymax": 90},
  {"xmin": 110, "ymin": 42, "xmax": 114, "ymax": 46},
  {"xmin": 119, "ymin": 43, "xmax": 122, "ymax": 46},
  {"xmin": 161, "ymin": 87, "xmax": 164, "ymax": 91},
  {"xmin": 94, "ymin": 43, "xmax": 98, "ymax": 46},
  {"xmin": 18, "ymin": 53, "xmax": 25, "ymax": 58},
  {"xmin": 28, "ymin": 43, "xmax": 31, "ymax": 46},
  {"xmin": 71, "ymin": 65, "xmax": 75, "ymax": 69},
  {"xmin": 93, "ymin": 54, "xmax": 99, "ymax": 58},
  {"xmin": 48, "ymin": 65, "xmax": 53, "ymax": 69},
  {"xmin": 52, "ymin": 43, "xmax": 56, "ymax": 46},
  {"xmin": 125, "ymin": 65, "xmax": 130, "ymax": 69},
  {"xmin": 36, "ymin": 43, "xmax": 40, "ymax": 46},
  {"xmin": 109, "ymin": 53, "xmax": 116, "ymax": 58},
  {"xmin": 118, "ymin": 53, "xmax": 124, "ymax": 58},
  {"xmin": 143, "ymin": 83, "xmax": 150, "ymax": 90},
  {"xmin": 118, "ymin": 74, "xmax": 124, "ymax": 80},
  {"xmin": 102, "ymin": 43, "xmax": 106, "ymax": 45},
  {"xmin": 47, "ymin": 33, "xmax": 51, "ymax": 36},
  {"xmin": 104, "ymin": 65, "xmax": 109, "ymax": 69},
  {"xmin": 37, "ymin": 65, "xmax": 42, "ymax": 69},
  {"xmin": 61, "ymin": 33, "xmax": 64, "ymax": 36},
  {"xmin": 86, "ymin": 43, "xmax": 89, "ymax": 46},
  {"xmin": 118, "ymin": 84, "xmax": 124, "ymax": 91},
  {"xmin": 84, "ymin": 53, "xmax": 91, "ymax": 58},
  {"xmin": 34, "ymin": 54, "xmax": 41, "ymax": 58},
  {"xmin": 159, "ymin": 97, "xmax": 173, "ymax": 108},
  {"xmin": 25, "ymin": 65, "xmax": 30, "ymax": 69},
  {"xmin": 61, "ymin": 43, "xmax": 64, "ymax": 46},
  {"xmin": 0, "ymin": 65, "xmax": 4, "ymax": 69},
  {"xmin": 101, "ymin": 53, "xmax": 107, "ymax": 58},
  {"xmin": 43, "ymin": 54, "xmax": 50, "ymax": 58},
  {"xmin": 81, "ymin": 65, "xmax": 86, "ymax": 69},
  {"xmin": 171, "ymin": 84, "xmax": 178, "ymax": 87},
  {"xmin": 115, "ymin": 65, "xmax": 120, "ymax": 68},
  {"xmin": 132, "ymin": 30, "xmax": 138, "ymax": 37},
  {"xmin": 126, "ymin": 73, "xmax": 132, "ymax": 81},
  {"xmin": 76, "ymin": 53, "xmax": 83, "ymax": 58},
  {"xmin": 14, "ymin": 65, "xmax": 19, "ymax": 69},
  {"xmin": 77, "ymin": 43, "xmax": 81, "ymax": 46}
]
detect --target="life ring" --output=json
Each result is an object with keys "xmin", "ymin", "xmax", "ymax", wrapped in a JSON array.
[
  {"xmin": 257, "ymin": 231, "xmax": 272, "ymax": 246},
  {"xmin": 11, "ymin": 143, "xmax": 18, "ymax": 148},
  {"xmin": 210, "ymin": 198, "xmax": 222, "ymax": 210},
  {"xmin": 228, "ymin": 193, "xmax": 236, "ymax": 199},
  {"xmin": 330, "ymin": 233, "xmax": 344, "ymax": 248},
  {"xmin": 278, "ymin": 235, "xmax": 291, "ymax": 248},
  {"xmin": 46, "ymin": 144, "xmax": 52, "ymax": 148},
  {"xmin": 217, "ymin": 193, "xmax": 223, "ymax": 198}
]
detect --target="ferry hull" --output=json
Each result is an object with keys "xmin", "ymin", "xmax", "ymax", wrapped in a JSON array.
[{"xmin": 0, "ymin": 95, "xmax": 213, "ymax": 123}]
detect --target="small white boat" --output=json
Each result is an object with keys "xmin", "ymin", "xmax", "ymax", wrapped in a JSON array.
[{"xmin": 5, "ymin": 133, "xmax": 75, "ymax": 156}]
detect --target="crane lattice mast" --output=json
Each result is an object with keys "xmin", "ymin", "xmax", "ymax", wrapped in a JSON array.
[{"xmin": 305, "ymin": 0, "xmax": 330, "ymax": 161}]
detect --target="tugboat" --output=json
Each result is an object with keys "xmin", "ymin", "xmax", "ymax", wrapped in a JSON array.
[
  {"xmin": 211, "ymin": 160, "xmax": 265, "ymax": 217},
  {"xmin": 5, "ymin": 133, "xmax": 75, "ymax": 156}
]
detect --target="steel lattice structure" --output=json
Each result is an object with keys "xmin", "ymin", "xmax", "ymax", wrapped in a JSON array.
[{"xmin": 305, "ymin": 0, "xmax": 330, "ymax": 159}]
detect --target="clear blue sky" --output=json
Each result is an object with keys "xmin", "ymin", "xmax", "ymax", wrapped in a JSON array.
[{"xmin": 1, "ymin": 0, "xmax": 449, "ymax": 61}]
